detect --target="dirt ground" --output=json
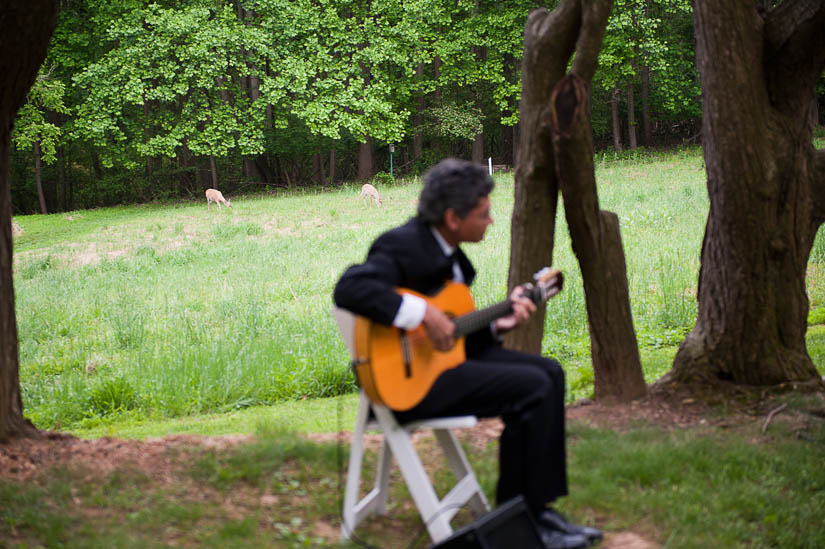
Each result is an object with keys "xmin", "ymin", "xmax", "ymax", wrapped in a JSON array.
[{"xmin": 2, "ymin": 388, "xmax": 820, "ymax": 549}]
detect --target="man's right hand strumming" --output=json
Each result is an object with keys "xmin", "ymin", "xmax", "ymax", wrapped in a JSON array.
[{"xmin": 422, "ymin": 303, "xmax": 456, "ymax": 352}]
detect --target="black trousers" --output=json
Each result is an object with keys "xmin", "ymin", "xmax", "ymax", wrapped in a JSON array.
[{"xmin": 394, "ymin": 346, "xmax": 568, "ymax": 513}]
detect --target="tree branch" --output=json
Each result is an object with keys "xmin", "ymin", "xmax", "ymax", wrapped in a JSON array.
[
  {"xmin": 764, "ymin": 0, "xmax": 825, "ymax": 96},
  {"xmin": 764, "ymin": 0, "xmax": 825, "ymax": 50},
  {"xmin": 570, "ymin": 0, "xmax": 614, "ymax": 83},
  {"xmin": 522, "ymin": 0, "xmax": 581, "ymax": 87}
]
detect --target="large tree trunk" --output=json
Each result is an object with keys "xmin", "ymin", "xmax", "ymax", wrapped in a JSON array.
[
  {"xmin": 1, "ymin": 0, "xmax": 58, "ymax": 442},
  {"xmin": 667, "ymin": 1, "xmax": 825, "ymax": 389}
]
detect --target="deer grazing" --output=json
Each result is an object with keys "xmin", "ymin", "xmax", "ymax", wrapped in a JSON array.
[
  {"xmin": 205, "ymin": 188, "xmax": 232, "ymax": 210},
  {"xmin": 359, "ymin": 183, "xmax": 382, "ymax": 207}
]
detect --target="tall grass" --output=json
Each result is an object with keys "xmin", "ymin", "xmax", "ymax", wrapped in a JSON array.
[{"xmin": 12, "ymin": 148, "xmax": 825, "ymax": 431}]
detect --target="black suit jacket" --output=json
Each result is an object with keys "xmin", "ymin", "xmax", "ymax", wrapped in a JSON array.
[{"xmin": 333, "ymin": 216, "xmax": 497, "ymax": 356}]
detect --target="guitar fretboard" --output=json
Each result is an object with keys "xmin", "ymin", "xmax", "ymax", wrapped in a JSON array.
[
  {"xmin": 453, "ymin": 300, "xmax": 513, "ymax": 337},
  {"xmin": 453, "ymin": 284, "xmax": 544, "ymax": 337}
]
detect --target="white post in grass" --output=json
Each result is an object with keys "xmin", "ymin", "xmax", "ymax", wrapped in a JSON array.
[{"xmin": 488, "ymin": 157, "xmax": 492, "ymax": 175}]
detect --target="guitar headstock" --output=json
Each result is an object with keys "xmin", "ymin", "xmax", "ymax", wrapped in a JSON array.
[{"xmin": 523, "ymin": 267, "xmax": 563, "ymax": 305}]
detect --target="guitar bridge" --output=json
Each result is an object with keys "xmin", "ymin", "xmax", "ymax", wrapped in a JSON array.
[{"xmin": 400, "ymin": 330, "xmax": 412, "ymax": 378}]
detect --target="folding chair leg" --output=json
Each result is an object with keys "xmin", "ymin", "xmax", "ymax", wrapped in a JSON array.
[
  {"xmin": 342, "ymin": 394, "xmax": 389, "ymax": 540},
  {"xmin": 433, "ymin": 429, "xmax": 489, "ymax": 516},
  {"xmin": 384, "ymin": 420, "xmax": 455, "ymax": 542}
]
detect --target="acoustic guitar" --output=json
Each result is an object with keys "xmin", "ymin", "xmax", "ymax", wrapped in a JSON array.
[{"xmin": 351, "ymin": 267, "xmax": 564, "ymax": 411}]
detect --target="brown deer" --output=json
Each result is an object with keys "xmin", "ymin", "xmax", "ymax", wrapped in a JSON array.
[
  {"xmin": 359, "ymin": 183, "xmax": 382, "ymax": 206},
  {"xmin": 205, "ymin": 188, "xmax": 232, "ymax": 210}
]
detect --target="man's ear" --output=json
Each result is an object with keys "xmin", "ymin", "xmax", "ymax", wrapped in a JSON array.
[{"xmin": 443, "ymin": 208, "xmax": 461, "ymax": 231}]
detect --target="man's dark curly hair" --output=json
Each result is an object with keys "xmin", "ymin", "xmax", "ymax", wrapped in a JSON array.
[{"xmin": 417, "ymin": 158, "xmax": 494, "ymax": 225}]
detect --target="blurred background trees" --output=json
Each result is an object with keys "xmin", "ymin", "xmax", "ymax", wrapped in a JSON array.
[{"xmin": 9, "ymin": 0, "xmax": 821, "ymax": 214}]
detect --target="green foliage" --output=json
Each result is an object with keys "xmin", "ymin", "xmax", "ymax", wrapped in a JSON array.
[
  {"xmin": 371, "ymin": 171, "xmax": 394, "ymax": 187},
  {"xmin": 10, "ymin": 0, "xmax": 717, "ymax": 213},
  {"xmin": 594, "ymin": 0, "xmax": 700, "ymax": 138},
  {"xmin": 426, "ymin": 103, "xmax": 484, "ymax": 141},
  {"xmin": 12, "ymin": 70, "xmax": 69, "ymax": 163},
  {"xmin": 86, "ymin": 376, "xmax": 141, "ymax": 416}
]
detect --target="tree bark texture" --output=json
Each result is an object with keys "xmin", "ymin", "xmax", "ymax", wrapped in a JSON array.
[
  {"xmin": 507, "ymin": 0, "xmax": 645, "ymax": 402},
  {"xmin": 0, "ymin": 0, "xmax": 58, "ymax": 442},
  {"xmin": 505, "ymin": 0, "xmax": 582, "ymax": 353},
  {"xmin": 549, "ymin": 75, "xmax": 645, "ymax": 401},
  {"xmin": 669, "ymin": 0, "xmax": 825, "ymax": 388}
]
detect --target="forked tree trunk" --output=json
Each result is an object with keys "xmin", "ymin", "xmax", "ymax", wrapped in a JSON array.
[
  {"xmin": 667, "ymin": 1, "xmax": 825, "ymax": 388},
  {"xmin": 1, "ymin": 0, "xmax": 59, "ymax": 442},
  {"xmin": 508, "ymin": 0, "xmax": 644, "ymax": 402}
]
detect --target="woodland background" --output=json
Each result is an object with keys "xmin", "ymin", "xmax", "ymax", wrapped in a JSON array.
[{"xmin": 14, "ymin": 0, "xmax": 822, "ymax": 215}]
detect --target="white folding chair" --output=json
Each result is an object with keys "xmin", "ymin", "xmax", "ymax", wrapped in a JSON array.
[{"xmin": 333, "ymin": 308, "xmax": 490, "ymax": 544}]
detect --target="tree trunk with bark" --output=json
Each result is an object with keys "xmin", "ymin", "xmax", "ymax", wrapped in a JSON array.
[
  {"xmin": 507, "ymin": 0, "xmax": 645, "ymax": 402},
  {"xmin": 627, "ymin": 82, "xmax": 637, "ymax": 149},
  {"xmin": 413, "ymin": 63, "xmax": 424, "ymax": 162},
  {"xmin": 0, "ymin": 0, "xmax": 58, "ymax": 442},
  {"xmin": 34, "ymin": 140, "xmax": 47, "ymax": 214},
  {"xmin": 641, "ymin": 65, "xmax": 651, "ymax": 145},
  {"xmin": 666, "ymin": 1, "xmax": 825, "ymax": 390},
  {"xmin": 610, "ymin": 87, "xmax": 622, "ymax": 151},
  {"xmin": 357, "ymin": 136, "xmax": 374, "ymax": 180},
  {"xmin": 472, "ymin": 133, "xmax": 484, "ymax": 164},
  {"xmin": 328, "ymin": 148, "xmax": 336, "ymax": 183},
  {"xmin": 209, "ymin": 155, "xmax": 219, "ymax": 190},
  {"xmin": 550, "ymin": 75, "xmax": 646, "ymax": 401}
]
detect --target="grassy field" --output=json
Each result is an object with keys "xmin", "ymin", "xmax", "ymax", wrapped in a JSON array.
[
  {"xmin": 5, "ymin": 146, "xmax": 825, "ymax": 548},
  {"xmin": 11, "ymin": 145, "xmax": 825, "ymax": 433}
]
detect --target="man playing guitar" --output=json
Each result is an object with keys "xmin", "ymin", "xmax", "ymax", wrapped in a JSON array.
[{"xmin": 334, "ymin": 158, "xmax": 602, "ymax": 549}]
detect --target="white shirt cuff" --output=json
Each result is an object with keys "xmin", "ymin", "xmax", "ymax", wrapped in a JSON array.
[{"xmin": 393, "ymin": 294, "xmax": 427, "ymax": 330}]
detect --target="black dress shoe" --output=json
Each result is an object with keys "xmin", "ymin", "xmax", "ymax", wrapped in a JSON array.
[
  {"xmin": 537, "ymin": 508, "xmax": 603, "ymax": 544},
  {"xmin": 536, "ymin": 523, "xmax": 589, "ymax": 549}
]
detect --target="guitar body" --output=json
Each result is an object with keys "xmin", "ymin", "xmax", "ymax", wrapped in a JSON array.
[
  {"xmin": 349, "ymin": 267, "xmax": 562, "ymax": 412},
  {"xmin": 353, "ymin": 282, "xmax": 475, "ymax": 411}
]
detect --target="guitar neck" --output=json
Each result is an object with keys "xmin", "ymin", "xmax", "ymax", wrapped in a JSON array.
[
  {"xmin": 453, "ymin": 299, "xmax": 513, "ymax": 338},
  {"xmin": 452, "ymin": 283, "xmax": 549, "ymax": 338}
]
